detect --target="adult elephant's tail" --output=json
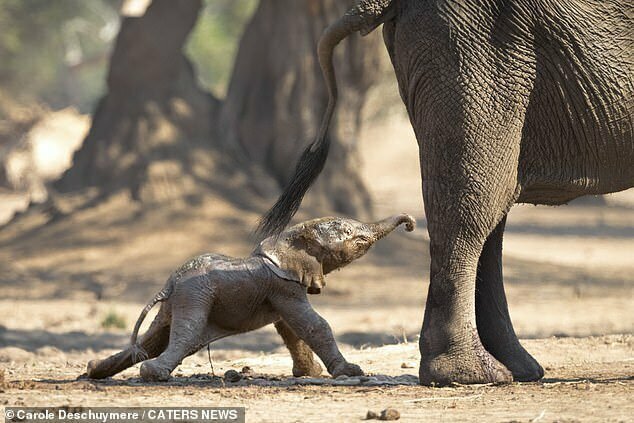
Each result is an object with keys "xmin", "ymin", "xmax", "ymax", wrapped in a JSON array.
[{"xmin": 257, "ymin": 0, "xmax": 397, "ymax": 238}]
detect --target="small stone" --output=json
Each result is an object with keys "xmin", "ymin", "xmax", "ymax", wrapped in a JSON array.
[
  {"xmin": 365, "ymin": 410, "xmax": 379, "ymax": 420},
  {"xmin": 223, "ymin": 369, "xmax": 241, "ymax": 383},
  {"xmin": 241, "ymin": 366, "xmax": 254, "ymax": 376},
  {"xmin": 379, "ymin": 408, "xmax": 400, "ymax": 421},
  {"xmin": 400, "ymin": 362, "xmax": 414, "ymax": 369}
]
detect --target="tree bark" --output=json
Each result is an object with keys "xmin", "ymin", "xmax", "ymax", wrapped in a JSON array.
[
  {"xmin": 55, "ymin": 0, "xmax": 384, "ymax": 217},
  {"xmin": 220, "ymin": 0, "xmax": 384, "ymax": 218},
  {"xmin": 55, "ymin": 0, "xmax": 223, "ymax": 204}
]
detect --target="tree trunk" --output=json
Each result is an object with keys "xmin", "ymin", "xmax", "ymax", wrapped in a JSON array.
[
  {"xmin": 55, "ymin": 0, "xmax": 385, "ymax": 217},
  {"xmin": 220, "ymin": 0, "xmax": 384, "ymax": 219},
  {"xmin": 55, "ymin": 0, "xmax": 224, "ymax": 204}
]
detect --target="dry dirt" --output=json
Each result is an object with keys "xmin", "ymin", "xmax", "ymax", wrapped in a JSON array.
[{"xmin": 0, "ymin": 113, "xmax": 632, "ymax": 422}]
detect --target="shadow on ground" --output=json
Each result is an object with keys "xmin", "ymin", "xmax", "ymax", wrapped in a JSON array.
[
  {"xmin": 34, "ymin": 373, "xmax": 421, "ymax": 388},
  {"xmin": 0, "ymin": 326, "xmax": 425, "ymax": 353}
]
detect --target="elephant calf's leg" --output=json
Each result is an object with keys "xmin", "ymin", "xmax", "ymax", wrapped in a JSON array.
[
  {"xmin": 272, "ymin": 299, "xmax": 363, "ymax": 378},
  {"xmin": 275, "ymin": 320, "xmax": 323, "ymax": 377},
  {"xmin": 476, "ymin": 216, "xmax": 544, "ymax": 381},
  {"xmin": 87, "ymin": 315, "xmax": 170, "ymax": 379},
  {"xmin": 140, "ymin": 306, "xmax": 208, "ymax": 382}
]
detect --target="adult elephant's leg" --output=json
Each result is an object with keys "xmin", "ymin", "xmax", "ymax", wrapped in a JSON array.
[
  {"xmin": 274, "ymin": 320, "xmax": 323, "ymax": 377},
  {"xmin": 476, "ymin": 216, "xmax": 544, "ymax": 381},
  {"xmin": 414, "ymin": 68, "xmax": 530, "ymax": 386},
  {"xmin": 419, "ymin": 192, "xmax": 513, "ymax": 385},
  {"xmin": 403, "ymin": 28, "xmax": 535, "ymax": 386}
]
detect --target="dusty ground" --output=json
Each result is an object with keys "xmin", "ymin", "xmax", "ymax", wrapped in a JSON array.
[
  {"xmin": 0, "ymin": 113, "xmax": 632, "ymax": 422},
  {"xmin": 1, "ymin": 336, "xmax": 632, "ymax": 422}
]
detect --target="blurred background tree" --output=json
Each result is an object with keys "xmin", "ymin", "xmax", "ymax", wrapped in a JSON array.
[
  {"xmin": 186, "ymin": 0, "xmax": 257, "ymax": 97},
  {"xmin": 220, "ymin": 0, "xmax": 385, "ymax": 218},
  {"xmin": 1, "ymin": 0, "xmax": 395, "ymax": 224},
  {"xmin": 0, "ymin": 0, "xmax": 119, "ymax": 112},
  {"xmin": 0, "ymin": 0, "xmax": 257, "ymax": 114}
]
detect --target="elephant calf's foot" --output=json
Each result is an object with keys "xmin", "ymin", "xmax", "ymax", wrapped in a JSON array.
[
  {"xmin": 489, "ymin": 342, "xmax": 544, "ymax": 382},
  {"xmin": 419, "ymin": 331, "xmax": 512, "ymax": 386},
  {"xmin": 139, "ymin": 359, "xmax": 172, "ymax": 382},
  {"xmin": 86, "ymin": 359, "xmax": 108, "ymax": 379},
  {"xmin": 85, "ymin": 349, "xmax": 133, "ymax": 379},
  {"xmin": 293, "ymin": 360, "xmax": 323, "ymax": 377},
  {"xmin": 330, "ymin": 362, "xmax": 364, "ymax": 378}
]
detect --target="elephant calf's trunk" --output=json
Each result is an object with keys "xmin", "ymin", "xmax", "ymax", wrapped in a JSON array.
[{"xmin": 370, "ymin": 213, "xmax": 416, "ymax": 240}]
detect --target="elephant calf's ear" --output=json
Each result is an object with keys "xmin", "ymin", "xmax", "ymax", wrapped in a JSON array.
[{"xmin": 255, "ymin": 237, "xmax": 325, "ymax": 294}]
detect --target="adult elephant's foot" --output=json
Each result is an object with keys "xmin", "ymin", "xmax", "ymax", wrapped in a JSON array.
[
  {"xmin": 484, "ymin": 340, "xmax": 544, "ymax": 382},
  {"xmin": 474, "ymin": 214, "xmax": 544, "ymax": 382},
  {"xmin": 476, "ymin": 307, "xmax": 544, "ymax": 381},
  {"xmin": 419, "ymin": 330, "xmax": 513, "ymax": 386}
]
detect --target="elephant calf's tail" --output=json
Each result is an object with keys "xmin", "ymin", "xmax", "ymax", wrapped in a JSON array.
[
  {"xmin": 256, "ymin": 0, "xmax": 396, "ymax": 239},
  {"xmin": 129, "ymin": 285, "xmax": 172, "ymax": 362}
]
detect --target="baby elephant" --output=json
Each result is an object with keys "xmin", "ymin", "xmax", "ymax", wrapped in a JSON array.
[{"xmin": 86, "ymin": 213, "xmax": 415, "ymax": 382}]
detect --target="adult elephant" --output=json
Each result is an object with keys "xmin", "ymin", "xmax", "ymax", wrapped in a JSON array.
[{"xmin": 258, "ymin": 0, "xmax": 633, "ymax": 385}]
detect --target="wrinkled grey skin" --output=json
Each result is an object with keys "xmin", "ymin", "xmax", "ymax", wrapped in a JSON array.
[
  {"xmin": 259, "ymin": 0, "xmax": 633, "ymax": 386},
  {"xmin": 86, "ymin": 214, "xmax": 415, "ymax": 382}
]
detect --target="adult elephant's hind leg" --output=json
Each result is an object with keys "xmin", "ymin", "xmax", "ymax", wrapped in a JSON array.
[
  {"xmin": 275, "ymin": 320, "xmax": 323, "ymax": 377},
  {"xmin": 476, "ymin": 216, "xmax": 544, "ymax": 381}
]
